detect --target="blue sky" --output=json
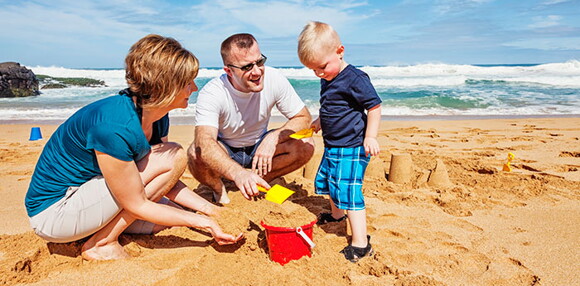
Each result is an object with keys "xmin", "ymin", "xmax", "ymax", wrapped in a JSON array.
[{"xmin": 1, "ymin": 0, "xmax": 579, "ymax": 68}]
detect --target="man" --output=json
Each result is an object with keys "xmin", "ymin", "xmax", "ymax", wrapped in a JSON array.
[{"xmin": 188, "ymin": 33, "xmax": 314, "ymax": 204}]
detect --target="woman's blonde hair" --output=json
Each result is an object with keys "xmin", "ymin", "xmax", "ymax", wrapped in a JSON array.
[
  {"xmin": 298, "ymin": 21, "xmax": 341, "ymax": 65},
  {"xmin": 125, "ymin": 34, "xmax": 199, "ymax": 109}
]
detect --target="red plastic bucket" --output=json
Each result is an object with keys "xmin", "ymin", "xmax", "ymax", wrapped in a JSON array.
[{"xmin": 261, "ymin": 220, "xmax": 316, "ymax": 265}]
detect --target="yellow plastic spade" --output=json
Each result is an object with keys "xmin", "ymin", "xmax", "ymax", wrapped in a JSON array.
[
  {"xmin": 502, "ymin": 152, "xmax": 515, "ymax": 172},
  {"xmin": 289, "ymin": 128, "xmax": 314, "ymax": 139},
  {"xmin": 257, "ymin": 185, "xmax": 295, "ymax": 204}
]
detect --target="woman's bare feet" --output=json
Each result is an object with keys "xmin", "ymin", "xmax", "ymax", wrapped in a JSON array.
[{"xmin": 81, "ymin": 239, "xmax": 130, "ymax": 261}]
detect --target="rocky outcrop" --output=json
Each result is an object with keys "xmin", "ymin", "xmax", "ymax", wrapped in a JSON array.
[{"xmin": 0, "ymin": 62, "xmax": 39, "ymax": 98}]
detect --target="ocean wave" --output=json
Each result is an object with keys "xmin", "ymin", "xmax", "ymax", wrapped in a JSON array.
[
  {"xmin": 5, "ymin": 61, "xmax": 574, "ymax": 122},
  {"xmin": 29, "ymin": 60, "xmax": 580, "ymax": 88}
]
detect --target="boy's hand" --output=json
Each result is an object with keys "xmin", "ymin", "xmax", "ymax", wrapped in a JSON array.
[
  {"xmin": 363, "ymin": 137, "xmax": 380, "ymax": 157},
  {"xmin": 310, "ymin": 118, "xmax": 321, "ymax": 133}
]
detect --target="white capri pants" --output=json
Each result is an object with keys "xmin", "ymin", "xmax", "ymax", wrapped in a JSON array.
[{"xmin": 29, "ymin": 176, "xmax": 168, "ymax": 243}]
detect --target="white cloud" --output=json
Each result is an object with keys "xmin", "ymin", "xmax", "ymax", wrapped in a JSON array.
[
  {"xmin": 504, "ymin": 37, "xmax": 580, "ymax": 51},
  {"xmin": 0, "ymin": 0, "xmax": 379, "ymax": 67},
  {"xmin": 433, "ymin": 0, "xmax": 493, "ymax": 15},
  {"xmin": 1, "ymin": 0, "xmax": 578, "ymax": 67},
  {"xmin": 529, "ymin": 15, "xmax": 563, "ymax": 28},
  {"xmin": 191, "ymin": 0, "xmax": 371, "ymax": 37},
  {"xmin": 541, "ymin": 0, "xmax": 571, "ymax": 5}
]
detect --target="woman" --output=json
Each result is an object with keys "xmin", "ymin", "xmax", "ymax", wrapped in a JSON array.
[{"xmin": 25, "ymin": 34, "xmax": 243, "ymax": 260}]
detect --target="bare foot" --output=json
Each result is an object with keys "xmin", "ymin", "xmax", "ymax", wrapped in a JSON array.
[
  {"xmin": 212, "ymin": 184, "xmax": 230, "ymax": 204},
  {"xmin": 213, "ymin": 189, "xmax": 231, "ymax": 204},
  {"xmin": 81, "ymin": 239, "xmax": 130, "ymax": 261}
]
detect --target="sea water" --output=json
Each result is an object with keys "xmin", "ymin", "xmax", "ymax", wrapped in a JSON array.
[{"xmin": 1, "ymin": 61, "xmax": 579, "ymax": 124}]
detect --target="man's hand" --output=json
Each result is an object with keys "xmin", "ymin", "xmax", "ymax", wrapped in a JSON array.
[
  {"xmin": 251, "ymin": 132, "xmax": 278, "ymax": 177},
  {"xmin": 233, "ymin": 169, "xmax": 271, "ymax": 200}
]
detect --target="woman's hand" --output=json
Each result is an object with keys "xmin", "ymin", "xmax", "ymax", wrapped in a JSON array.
[{"xmin": 208, "ymin": 221, "xmax": 245, "ymax": 245}]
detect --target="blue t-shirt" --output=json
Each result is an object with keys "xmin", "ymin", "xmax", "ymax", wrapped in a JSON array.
[
  {"xmin": 25, "ymin": 94, "xmax": 169, "ymax": 217},
  {"xmin": 319, "ymin": 65, "xmax": 382, "ymax": 148}
]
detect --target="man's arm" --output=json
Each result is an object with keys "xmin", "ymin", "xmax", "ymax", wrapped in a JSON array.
[
  {"xmin": 252, "ymin": 106, "xmax": 312, "ymax": 176},
  {"xmin": 194, "ymin": 126, "xmax": 240, "ymax": 179},
  {"xmin": 194, "ymin": 125, "xmax": 270, "ymax": 199}
]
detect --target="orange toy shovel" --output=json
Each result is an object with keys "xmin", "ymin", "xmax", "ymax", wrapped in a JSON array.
[
  {"xmin": 257, "ymin": 185, "xmax": 295, "ymax": 204},
  {"xmin": 289, "ymin": 128, "xmax": 314, "ymax": 139}
]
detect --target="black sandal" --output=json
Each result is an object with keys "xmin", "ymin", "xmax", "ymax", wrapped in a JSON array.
[
  {"xmin": 340, "ymin": 235, "xmax": 373, "ymax": 263},
  {"xmin": 317, "ymin": 212, "xmax": 347, "ymax": 225}
]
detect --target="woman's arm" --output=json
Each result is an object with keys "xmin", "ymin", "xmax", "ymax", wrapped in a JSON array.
[
  {"xmin": 165, "ymin": 181, "xmax": 218, "ymax": 216},
  {"xmin": 159, "ymin": 136, "xmax": 218, "ymax": 216},
  {"xmin": 95, "ymin": 151, "xmax": 242, "ymax": 244}
]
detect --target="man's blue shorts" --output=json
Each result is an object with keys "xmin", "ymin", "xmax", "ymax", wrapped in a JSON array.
[
  {"xmin": 315, "ymin": 146, "xmax": 370, "ymax": 211},
  {"xmin": 218, "ymin": 131, "xmax": 270, "ymax": 168}
]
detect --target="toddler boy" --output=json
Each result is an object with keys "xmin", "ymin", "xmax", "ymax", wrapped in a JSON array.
[{"xmin": 298, "ymin": 21, "xmax": 382, "ymax": 262}]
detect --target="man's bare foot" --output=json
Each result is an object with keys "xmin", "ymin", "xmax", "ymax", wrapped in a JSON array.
[
  {"xmin": 213, "ymin": 187, "xmax": 231, "ymax": 204},
  {"xmin": 81, "ymin": 240, "xmax": 130, "ymax": 261}
]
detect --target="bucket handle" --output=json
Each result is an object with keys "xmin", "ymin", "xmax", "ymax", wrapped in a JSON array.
[{"xmin": 296, "ymin": 227, "xmax": 315, "ymax": 248}]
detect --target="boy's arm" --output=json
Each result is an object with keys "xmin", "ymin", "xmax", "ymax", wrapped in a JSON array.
[
  {"xmin": 311, "ymin": 117, "xmax": 321, "ymax": 133},
  {"xmin": 364, "ymin": 104, "xmax": 382, "ymax": 156}
]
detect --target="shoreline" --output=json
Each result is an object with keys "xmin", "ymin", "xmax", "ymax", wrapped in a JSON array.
[{"xmin": 2, "ymin": 113, "xmax": 579, "ymax": 125}]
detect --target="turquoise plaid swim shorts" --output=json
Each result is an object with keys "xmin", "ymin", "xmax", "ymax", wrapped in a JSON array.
[{"xmin": 315, "ymin": 146, "xmax": 370, "ymax": 211}]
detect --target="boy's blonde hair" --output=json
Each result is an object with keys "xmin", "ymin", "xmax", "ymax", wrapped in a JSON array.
[
  {"xmin": 297, "ymin": 21, "xmax": 341, "ymax": 65},
  {"xmin": 125, "ymin": 34, "xmax": 199, "ymax": 109}
]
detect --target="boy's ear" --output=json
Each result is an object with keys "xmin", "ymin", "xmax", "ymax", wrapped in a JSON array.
[{"xmin": 336, "ymin": 45, "xmax": 345, "ymax": 56}]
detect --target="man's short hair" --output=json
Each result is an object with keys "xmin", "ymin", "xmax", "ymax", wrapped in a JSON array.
[
  {"xmin": 297, "ymin": 21, "xmax": 341, "ymax": 65},
  {"xmin": 220, "ymin": 33, "xmax": 257, "ymax": 65}
]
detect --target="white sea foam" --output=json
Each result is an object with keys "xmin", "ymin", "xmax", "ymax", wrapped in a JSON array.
[
  {"xmin": 30, "ymin": 66, "xmax": 127, "ymax": 87},
  {"xmin": 30, "ymin": 60, "xmax": 580, "ymax": 87},
  {"xmin": 280, "ymin": 60, "xmax": 580, "ymax": 87}
]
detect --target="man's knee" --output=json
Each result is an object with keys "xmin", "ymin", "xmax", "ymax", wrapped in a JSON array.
[
  {"xmin": 300, "ymin": 138, "xmax": 315, "ymax": 164},
  {"xmin": 302, "ymin": 137, "xmax": 315, "ymax": 157},
  {"xmin": 288, "ymin": 137, "xmax": 315, "ymax": 164}
]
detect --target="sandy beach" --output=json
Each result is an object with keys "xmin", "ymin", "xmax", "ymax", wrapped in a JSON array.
[{"xmin": 1, "ymin": 117, "xmax": 579, "ymax": 285}]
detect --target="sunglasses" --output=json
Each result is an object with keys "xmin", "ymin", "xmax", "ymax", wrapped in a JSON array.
[{"xmin": 228, "ymin": 54, "xmax": 267, "ymax": 72}]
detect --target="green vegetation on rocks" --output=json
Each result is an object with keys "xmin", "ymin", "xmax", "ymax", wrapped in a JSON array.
[{"xmin": 37, "ymin": 74, "xmax": 106, "ymax": 89}]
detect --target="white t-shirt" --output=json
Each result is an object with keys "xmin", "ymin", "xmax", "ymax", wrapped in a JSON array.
[{"xmin": 195, "ymin": 66, "xmax": 305, "ymax": 147}]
